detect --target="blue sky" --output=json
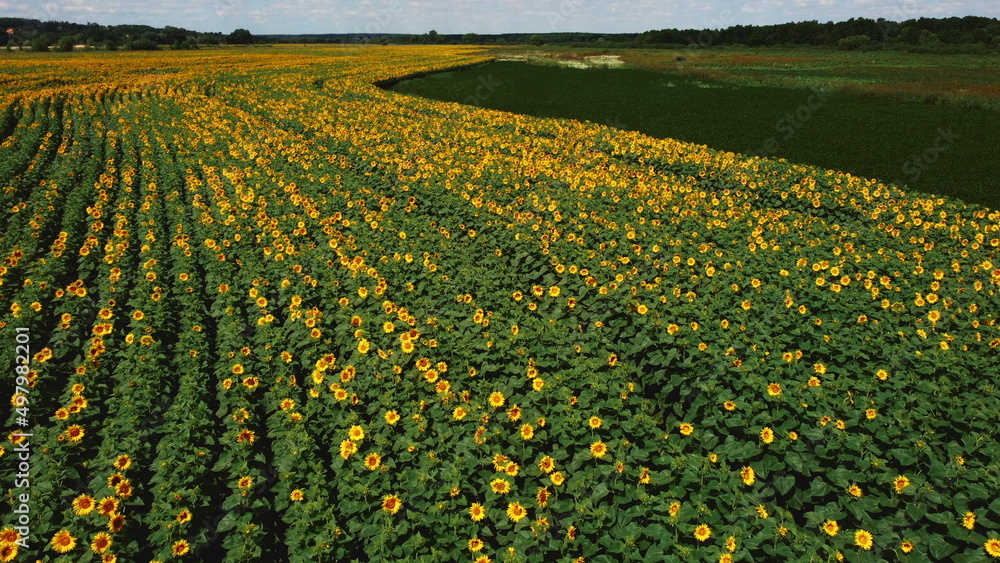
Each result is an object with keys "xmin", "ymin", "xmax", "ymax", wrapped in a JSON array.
[{"xmin": 6, "ymin": 0, "xmax": 998, "ymax": 35}]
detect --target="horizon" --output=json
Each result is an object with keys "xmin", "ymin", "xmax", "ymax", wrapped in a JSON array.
[{"xmin": 3, "ymin": 0, "xmax": 999, "ymax": 36}]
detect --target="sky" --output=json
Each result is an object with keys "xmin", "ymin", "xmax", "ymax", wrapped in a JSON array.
[{"xmin": 6, "ymin": 0, "xmax": 999, "ymax": 35}]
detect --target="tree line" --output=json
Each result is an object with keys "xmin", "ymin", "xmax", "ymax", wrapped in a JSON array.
[
  {"xmin": 0, "ymin": 18, "xmax": 252, "ymax": 51},
  {"xmin": 4, "ymin": 15, "xmax": 999, "ymax": 53}
]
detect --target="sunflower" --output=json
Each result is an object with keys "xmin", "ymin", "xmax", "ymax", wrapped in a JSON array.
[
  {"xmin": 823, "ymin": 520, "xmax": 839, "ymax": 537},
  {"xmin": 588, "ymin": 416, "xmax": 602, "ymax": 429},
  {"xmin": 679, "ymin": 423, "xmax": 694, "ymax": 436},
  {"xmin": 550, "ymin": 472, "xmax": 565, "ymax": 486},
  {"xmin": 520, "ymin": 424, "xmax": 534, "ymax": 440},
  {"xmin": 963, "ymin": 511, "xmax": 976, "ymax": 530},
  {"xmin": 348, "ymin": 425, "xmax": 365, "ymax": 442},
  {"xmin": 0, "ymin": 544, "xmax": 16, "ymax": 562},
  {"xmin": 767, "ymin": 383, "xmax": 782, "ymax": 396},
  {"xmin": 506, "ymin": 502, "xmax": 528, "ymax": 522},
  {"xmin": 488, "ymin": 392, "xmax": 505, "ymax": 408},
  {"xmin": 538, "ymin": 456, "xmax": 555, "ymax": 473},
  {"xmin": 172, "ymin": 539, "xmax": 190, "ymax": 556},
  {"xmin": 73, "ymin": 494, "xmax": 97, "ymax": 516},
  {"xmin": 115, "ymin": 479, "xmax": 132, "ymax": 498},
  {"xmin": 90, "ymin": 532, "xmax": 112, "ymax": 554},
  {"xmin": 984, "ymin": 538, "xmax": 1000, "ymax": 558},
  {"xmin": 589, "ymin": 441, "xmax": 608, "ymax": 458},
  {"xmin": 176, "ymin": 509, "xmax": 192, "ymax": 524},
  {"xmin": 0, "ymin": 527, "xmax": 20, "ymax": 545},
  {"xmin": 894, "ymin": 475, "xmax": 911, "ymax": 494},
  {"xmin": 364, "ymin": 453, "xmax": 381, "ymax": 470},
  {"xmin": 468, "ymin": 538, "xmax": 484, "ymax": 552},
  {"xmin": 693, "ymin": 524, "xmax": 711, "ymax": 542},
  {"xmin": 536, "ymin": 487, "xmax": 550, "ymax": 508},
  {"xmin": 290, "ymin": 489, "xmax": 304, "ymax": 501},
  {"xmin": 339, "ymin": 440, "xmax": 358, "ymax": 459},
  {"xmin": 723, "ymin": 401, "xmax": 737, "ymax": 411},
  {"xmin": 740, "ymin": 466, "xmax": 755, "ymax": 486},
  {"xmin": 66, "ymin": 425, "xmax": 85, "ymax": 442},
  {"xmin": 113, "ymin": 455, "xmax": 132, "ymax": 470},
  {"xmin": 96, "ymin": 497, "xmax": 119, "ymax": 517},
  {"xmin": 107, "ymin": 513, "xmax": 125, "ymax": 533},
  {"xmin": 900, "ymin": 541, "xmax": 914, "ymax": 553},
  {"xmin": 469, "ymin": 503, "xmax": 487, "ymax": 522},
  {"xmin": 668, "ymin": 501, "xmax": 681, "ymax": 517},
  {"xmin": 381, "ymin": 494, "xmax": 402, "ymax": 515},
  {"xmin": 854, "ymin": 529, "xmax": 873, "ymax": 550},
  {"xmin": 760, "ymin": 427, "xmax": 774, "ymax": 444},
  {"xmin": 50, "ymin": 530, "xmax": 76, "ymax": 553},
  {"xmin": 491, "ymin": 478, "xmax": 511, "ymax": 495},
  {"xmin": 847, "ymin": 484, "xmax": 863, "ymax": 497}
]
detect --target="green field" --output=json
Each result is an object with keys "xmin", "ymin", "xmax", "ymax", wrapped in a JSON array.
[{"xmin": 390, "ymin": 53, "xmax": 1000, "ymax": 210}]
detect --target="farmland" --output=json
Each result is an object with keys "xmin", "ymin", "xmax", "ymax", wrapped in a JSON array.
[
  {"xmin": 391, "ymin": 48, "xmax": 1000, "ymax": 210},
  {"xmin": 1, "ymin": 46, "xmax": 999, "ymax": 562}
]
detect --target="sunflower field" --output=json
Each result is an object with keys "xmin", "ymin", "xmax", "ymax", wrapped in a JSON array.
[{"xmin": 1, "ymin": 46, "xmax": 999, "ymax": 563}]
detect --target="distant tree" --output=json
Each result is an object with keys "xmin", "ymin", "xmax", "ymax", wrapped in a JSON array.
[
  {"xmin": 228, "ymin": 28, "xmax": 253, "ymax": 45},
  {"xmin": 126, "ymin": 38, "xmax": 158, "ymax": 50},
  {"xmin": 898, "ymin": 26, "xmax": 920, "ymax": 45},
  {"xmin": 30, "ymin": 35, "xmax": 51, "ymax": 52},
  {"xmin": 198, "ymin": 34, "xmax": 220, "ymax": 46},
  {"xmin": 919, "ymin": 29, "xmax": 939, "ymax": 45},
  {"xmin": 462, "ymin": 32, "xmax": 480, "ymax": 44},
  {"xmin": 837, "ymin": 34, "xmax": 870, "ymax": 50},
  {"xmin": 426, "ymin": 29, "xmax": 439, "ymax": 44},
  {"xmin": 55, "ymin": 35, "xmax": 75, "ymax": 52},
  {"xmin": 530, "ymin": 34, "xmax": 543, "ymax": 46}
]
